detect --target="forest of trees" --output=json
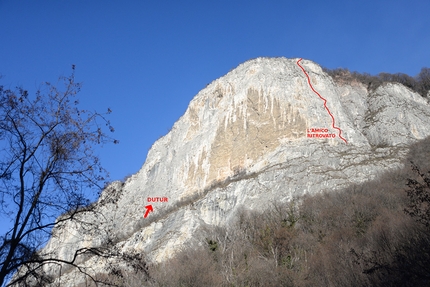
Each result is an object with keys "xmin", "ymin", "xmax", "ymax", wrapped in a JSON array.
[{"xmin": 323, "ymin": 66, "xmax": 430, "ymax": 97}]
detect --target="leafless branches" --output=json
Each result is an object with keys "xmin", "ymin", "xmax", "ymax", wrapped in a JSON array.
[{"xmin": 0, "ymin": 68, "xmax": 119, "ymax": 286}]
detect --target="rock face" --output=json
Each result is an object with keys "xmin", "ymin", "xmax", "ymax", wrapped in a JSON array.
[{"xmin": 41, "ymin": 57, "xmax": 430, "ymax": 284}]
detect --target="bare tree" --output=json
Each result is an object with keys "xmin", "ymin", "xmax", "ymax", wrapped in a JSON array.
[
  {"xmin": 416, "ymin": 67, "xmax": 430, "ymax": 97},
  {"xmin": 0, "ymin": 67, "xmax": 117, "ymax": 286},
  {"xmin": 404, "ymin": 163, "xmax": 430, "ymax": 228}
]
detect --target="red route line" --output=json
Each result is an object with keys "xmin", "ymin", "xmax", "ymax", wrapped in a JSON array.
[{"xmin": 296, "ymin": 58, "xmax": 348, "ymax": 144}]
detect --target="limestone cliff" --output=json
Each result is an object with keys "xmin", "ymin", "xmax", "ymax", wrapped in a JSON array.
[{"xmin": 38, "ymin": 57, "xmax": 430, "ymax": 284}]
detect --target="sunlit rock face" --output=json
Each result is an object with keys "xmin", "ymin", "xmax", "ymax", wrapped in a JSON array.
[{"xmin": 39, "ymin": 57, "xmax": 430, "ymax": 285}]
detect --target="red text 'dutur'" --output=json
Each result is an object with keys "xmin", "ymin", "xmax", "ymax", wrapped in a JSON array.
[{"xmin": 147, "ymin": 197, "xmax": 168, "ymax": 202}]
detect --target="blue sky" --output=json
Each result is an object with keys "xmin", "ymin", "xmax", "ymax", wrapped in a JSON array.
[{"xmin": 1, "ymin": 0, "xmax": 429, "ymax": 186}]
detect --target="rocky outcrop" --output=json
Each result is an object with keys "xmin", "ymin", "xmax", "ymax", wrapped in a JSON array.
[{"xmin": 39, "ymin": 57, "xmax": 430, "ymax": 285}]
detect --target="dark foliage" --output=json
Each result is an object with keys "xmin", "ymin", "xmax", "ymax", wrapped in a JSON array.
[
  {"xmin": 324, "ymin": 66, "xmax": 430, "ymax": 97},
  {"xmin": 404, "ymin": 164, "xmax": 430, "ymax": 227}
]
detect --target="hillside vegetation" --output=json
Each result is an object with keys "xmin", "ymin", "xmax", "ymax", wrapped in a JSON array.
[{"xmin": 324, "ymin": 66, "xmax": 430, "ymax": 97}]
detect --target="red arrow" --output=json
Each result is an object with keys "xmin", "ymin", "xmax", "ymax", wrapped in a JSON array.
[{"xmin": 144, "ymin": 205, "xmax": 153, "ymax": 218}]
